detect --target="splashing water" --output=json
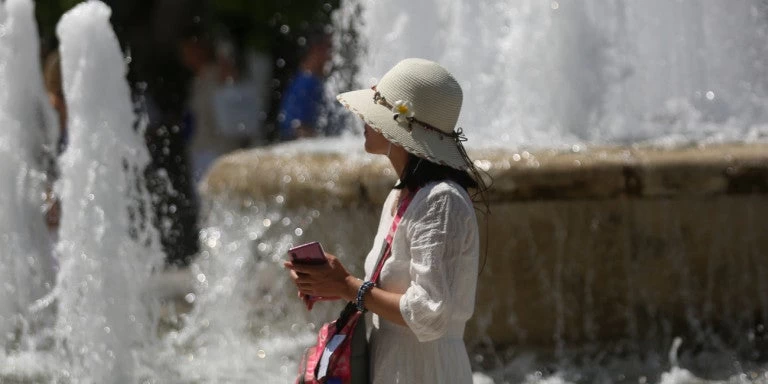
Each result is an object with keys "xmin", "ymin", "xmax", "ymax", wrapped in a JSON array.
[
  {"xmin": 0, "ymin": 0, "xmax": 57, "ymax": 356},
  {"xmin": 336, "ymin": 0, "xmax": 768, "ymax": 149},
  {"xmin": 47, "ymin": 1, "xmax": 166, "ymax": 382}
]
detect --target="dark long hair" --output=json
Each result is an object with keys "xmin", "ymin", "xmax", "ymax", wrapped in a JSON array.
[
  {"xmin": 393, "ymin": 154, "xmax": 490, "ymax": 214},
  {"xmin": 394, "ymin": 154, "xmax": 492, "ymax": 271}
]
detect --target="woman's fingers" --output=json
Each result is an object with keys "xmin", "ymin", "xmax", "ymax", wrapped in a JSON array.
[
  {"xmin": 286, "ymin": 253, "xmax": 351, "ymax": 299},
  {"xmin": 302, "ymin": 295, "xmax": 314, "ymax": 311},
  {"xmin": 288, "ymin": 269, "xmax": 302, "ymax": 283},
  {"xmin": 287, "ymin": 262, "xmax": 326, "ymax": 275}
]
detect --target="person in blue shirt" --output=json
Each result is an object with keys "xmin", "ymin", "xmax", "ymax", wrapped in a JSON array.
[{"xmin": 278, "ymin": 34, "xmax": 332, "ymax": 140}]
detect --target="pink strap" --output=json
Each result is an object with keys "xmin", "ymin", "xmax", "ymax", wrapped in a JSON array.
[{"xmin": 370, "ymin": 190, "xmax": 417, "ymax": 284}]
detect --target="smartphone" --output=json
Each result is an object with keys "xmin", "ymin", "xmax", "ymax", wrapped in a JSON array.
[{"xmin": 288, "ymin": 241, "xmax": 327, "ymax": 265}]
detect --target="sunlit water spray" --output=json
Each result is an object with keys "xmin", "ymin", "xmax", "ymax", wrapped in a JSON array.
[
  {"xmin": 158, "ymin": 197, "xmax": 320, "ymax": 382},
  {"xmin": 336, "ymin": 0, "xmax": 768, "ymax": 149},
  {"xmin": 44, "ymin": 1, "xmax": 164, "ymax": 382},
  {"xmin": 0, "ymin": 0, "xmax": 57, "ymax": 358}
]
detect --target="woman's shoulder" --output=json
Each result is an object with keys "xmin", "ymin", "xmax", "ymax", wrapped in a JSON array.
[{"xmin": 413, "ymin": 180, "xmax": 474, "ymax": 213}]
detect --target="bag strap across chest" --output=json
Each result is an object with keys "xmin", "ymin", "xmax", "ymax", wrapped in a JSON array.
[{"xmin": 370, "ymin": 189, "xmax": 417, "ymax": 284}]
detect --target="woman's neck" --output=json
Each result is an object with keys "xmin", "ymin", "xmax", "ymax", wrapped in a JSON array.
[{"xmin": 388, "ymin": 148, "xmax": 410, "ymax": 182}]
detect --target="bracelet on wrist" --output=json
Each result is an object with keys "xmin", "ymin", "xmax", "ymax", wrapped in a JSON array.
[{"xmin": 355, "ymin": 281, "xmax": 375, "ymax": 312}]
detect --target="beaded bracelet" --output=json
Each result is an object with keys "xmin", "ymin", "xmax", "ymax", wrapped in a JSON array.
[{"xmin": 356, "ymin": 281, "xmax": 375, "ymax": 312}]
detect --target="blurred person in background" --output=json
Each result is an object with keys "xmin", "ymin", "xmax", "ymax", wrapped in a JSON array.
[
  {"xmin": 180, "ymin": 23, "xmax": 248, "ymax": 181},
  {"xmin": 277, "ymin": 32, "xmax": 332, "ymax": 141}
]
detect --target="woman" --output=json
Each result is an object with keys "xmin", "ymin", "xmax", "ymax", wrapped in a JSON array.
[{"xmin": 284, "ymin": 58, "xmax": 488, "ymax": 383}]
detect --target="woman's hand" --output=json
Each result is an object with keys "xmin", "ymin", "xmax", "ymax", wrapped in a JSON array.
[
  {"xmin": 285, "ymin": 252, "xmax": 407, "ymax": 325},
  {"xmin": 284, "ymin": 253, "xmax": 359, "ymax": 305}
]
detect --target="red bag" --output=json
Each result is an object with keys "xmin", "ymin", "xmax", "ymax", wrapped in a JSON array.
[
  {"xmin": 296, "ymin": 191, "xmax": 416, "ymax": 384},
  {"xmin": 297, "ymin": 304, "xmax": 367, "ymax": 384}
]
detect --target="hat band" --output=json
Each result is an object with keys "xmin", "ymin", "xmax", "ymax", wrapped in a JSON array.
[{"xmin": 371, "ymin": 86, "xmax": 467, "ymax": 144}]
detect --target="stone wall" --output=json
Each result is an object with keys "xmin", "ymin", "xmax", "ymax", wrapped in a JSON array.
[{"xmin": 203, "ymin": 143, "xmax": 768, "ymax": 348}]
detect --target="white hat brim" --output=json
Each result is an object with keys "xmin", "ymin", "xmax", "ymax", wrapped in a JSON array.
[{"xmin": 337, "ymin": 89, "xmax": 468, "ymax": 171}]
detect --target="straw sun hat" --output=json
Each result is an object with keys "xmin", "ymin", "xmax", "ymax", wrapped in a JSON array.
[{"xmin": 336, "ymin": 58, "xmax": 473, "ymax": 171}]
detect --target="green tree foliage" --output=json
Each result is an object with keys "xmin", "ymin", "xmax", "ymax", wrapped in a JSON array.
[{"xmin": 36, "ymin": 0, "xmax": 339, "ymax": 52}]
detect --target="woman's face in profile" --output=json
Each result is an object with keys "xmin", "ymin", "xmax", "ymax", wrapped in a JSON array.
[{"xmin": 363, "ymin": 124, "xmax": 390, "ymax": 155}]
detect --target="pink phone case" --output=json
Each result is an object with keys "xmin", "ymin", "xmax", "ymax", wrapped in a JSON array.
[{"xmin": 288, "ymin": 241, "xmax": 326, "ymax": 264}]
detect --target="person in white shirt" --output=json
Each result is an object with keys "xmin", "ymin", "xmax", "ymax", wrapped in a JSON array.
[{"xmin": 285, "ymin": 58, "xmax": 490, "ymax": 384}]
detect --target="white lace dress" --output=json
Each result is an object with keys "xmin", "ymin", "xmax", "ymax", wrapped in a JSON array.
[{"xmin": 363, "ymin": 181, "xmax": 479, "ymax": 384}]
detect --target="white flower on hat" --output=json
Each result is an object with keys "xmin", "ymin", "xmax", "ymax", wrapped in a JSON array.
[{"xmin": 391, "ymin": 100, "xmax": 415, "ymax": 123}]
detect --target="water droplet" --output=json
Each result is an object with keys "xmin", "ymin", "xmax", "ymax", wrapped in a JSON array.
[
  {"xmin": 551, "ymin": 1, "xmax": 560, "ymax": 10},
  {"xmin": 276, "ymin": 58, "xmax": 286, "ymax": 68},
  {"xmin": 281, "ymin": 217, "xmax": 291, "ymax": 226},
  {"xmin": 263, "ymin": 219, "xmax": 272, "ymax": 227},
  {"xmin": 512, "ymin": 153, "xmax": 521, "ymax": 161},
  {"xmin": 283, "ymin": 175, "xmax": 292, "ymax": 183},
  {"xmin": 258, "ymin": 349, "xmax": 267, "ymax": 358},
  {"xmin": 571, "ymin": 144, "xmax": 581, "ymax": 153},
  {"xmin": 275, "ymin": 195, "xmax": 285, "ymax": 204},
  {"xmin": 295, "ymin": 228, "xmax": 304, "ymax": 236},
  {"xmin": 280, "ymin": 24, "xmax": 290, "ymax": 34},
  {"xmin": 706, "ymin": 91, "xmax": 715, "ymax": 100},
  {"xmin": 104, "ymin": 326, "xmax": 111, "ymax": 334},
  {"xmin": 184, "ymin": 293, "xmax": 196, "ymax": 303},
  {"xmin": 196, "ymin": 273, "xmax": 206, "ymax": 283}
]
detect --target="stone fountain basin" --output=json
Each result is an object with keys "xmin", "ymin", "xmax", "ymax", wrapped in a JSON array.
[{"xmin": 202, "ymin": 142, "xmax": 768, "ymax": 348}]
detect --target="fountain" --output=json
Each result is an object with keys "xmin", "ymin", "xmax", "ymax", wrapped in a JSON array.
[
  {"xmin": 2, "ymin": 0, "xmax": 768, "ymax": 383},
  {"xmin": 50, "ymin": 2, "xmax": 166, "ymax": 382},
  {"xmin": 1, "ymin": 1, "xmax": 165, "ymax": 382},
  {"xmin": 203, "ymin": 0, "xmax": 768, "ymax": 382}
]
